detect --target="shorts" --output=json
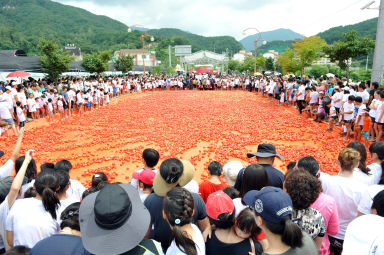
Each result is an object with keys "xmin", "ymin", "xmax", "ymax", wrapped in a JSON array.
[
  {"xmin": 19, "ymin": 121, "xmax": 25, "ymax": 128},
  {"xmin": 377, "ymin": 122, "xmax": 384, "ymax": 126},
  {"xmin": 335, "ymin": 107, "xmax": 340, "ymax": 114},
  {"xmin": 344, "ymin": 119, "xmax": 353, "ymax": 124},
  {"xmin": 2, "ymin": 118, "xmax": 14, "ymax": 124},
  {"xmin": 331, "ymin": 116, "xmax": 338, "ymax": 120},
  {"xmin": 370, "ymin": 116, "xmax": 376, "ymax": 124},
  {"xmin": 268, "ymin": 93, "xmax": 273, "ymax": 97},
  {"xmin": 364, "ymin": 131, "xmax": 370, "ymax": 140}
]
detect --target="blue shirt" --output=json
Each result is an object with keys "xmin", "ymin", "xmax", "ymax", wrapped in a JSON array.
[{"xmin": 30, "ymin": 234, "xmax": 90, "ymax": 255}]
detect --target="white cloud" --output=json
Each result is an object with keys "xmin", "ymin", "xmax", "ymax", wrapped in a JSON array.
[{"xmin": 54, "ymin": 0, "xmax": 379, "ymax": 39}]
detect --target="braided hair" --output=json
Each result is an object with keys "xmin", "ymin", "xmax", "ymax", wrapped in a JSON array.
[{"xmin": 163, "ymin": 187, "xmax": 197, "ymax": 255}]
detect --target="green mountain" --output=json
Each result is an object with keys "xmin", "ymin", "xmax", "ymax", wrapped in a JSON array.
[
  {"xmin": 148, "ymin": 28, "xmax": 242, "ymax": 53},
  {"xmin": 0, "ymin": 0, "xmax": 242, "ymax": 61},
  {"xmin": 240, "ymin": 28, "xmax": 304, "ymax": 51},
  {"xmin": 317, "ymin": 18, "xmax": 377, "ymax": 44}
]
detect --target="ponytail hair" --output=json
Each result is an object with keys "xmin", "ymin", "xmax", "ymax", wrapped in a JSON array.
[
  {"xmin": 34, "ymin": 169, "xmax": 60, "ymax": 219},
  {"xmin": 163, "ymin": 187, "xmax": 197, "ymax": 255},
  {"xmin": 263, "ymin": 215, "xmax": 303, "ymax": 249}
]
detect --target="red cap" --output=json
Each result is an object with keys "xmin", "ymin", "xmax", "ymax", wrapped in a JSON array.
[
  {"xmin": 132, "ymin": 169, "xmax": 156, "ymax": 185},
  {"xmin": 206, "ymin": 191, "xmax": 234, "ymax": 220}
]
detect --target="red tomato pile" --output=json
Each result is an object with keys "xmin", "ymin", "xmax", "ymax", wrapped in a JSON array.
[{"xmin": 0, "ymin": 91, "xmax": 347, "ymax": 187}]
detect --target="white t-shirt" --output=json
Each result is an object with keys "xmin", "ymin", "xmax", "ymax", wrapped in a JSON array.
[
  {"xmin": 343, "ymin": 102, "xmax": 355, "ymax": 121},
  {"xmin": 358, "ymin": 184, "xmax": 384, "ymax": 215},
  {"xmin": 0, "ymin": 102, "xmax": 12, "ymax": 120},
  {"xmin": 332, "ymin": 92, "xmax": 343, "ymax": 108},
  {"xmin": 367, "ymin": 163, "xmax": 382, "ymax": 185},
  {"xmin": 343, "ymin": 214, "xmax": 384, "ymax": 255},
  {"xmin": 0, "ymin": 199, "xmax": 10, "ymax": 249},
  {"xmin": 166, "ymin": 224, "xmax": 205, "ymax": 255},
  {"xmin": 353, "ymin": 168, "xmax": 375, "ymax": 186},
  {"xmin": 309, "ymin": 91, "xmax": 319, "ymax": 104},
  {"xmin": 320, "ymin": 173, "xmax": 366, "ymax": 240},
  {"xmin": 297, "ymin": 85, "xmax": 306, "ymax": 100},
  {"xmin": 0, "ymin": 159, "xmax": 13, "ymax": 179},
  {"xmin": 66, "ymin": 179, "xmax": 86, "ymax": 202},
  {"xmin": 6, "ymin": 198, "xmax": 60, "ymax": 248},
  {"xmin": 375, "ymin": 101, "xmax": 384, "ymax": 123},
  {"xmin": 369, "ymin": 99, "xmax": 379, "ymax": 118},
  {"xmin": 56, "ymin": 197, "xmax": 78, "ymax": 225},
  {"xmin": 356, "ymin": 90, "xmax": 370, "ymax": 103},
  {"xmin": 16, "ymin": 107, "xmax": 26, "ymax": 122}
]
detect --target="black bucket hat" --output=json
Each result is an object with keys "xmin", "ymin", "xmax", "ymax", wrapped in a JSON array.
[
  {"xmin": 247, "ymin": 144, "xmax": 283, "ymax": 160},
  {"xmin": 79, "ymin": 183, "xmax": 150, "ymax": 255}
]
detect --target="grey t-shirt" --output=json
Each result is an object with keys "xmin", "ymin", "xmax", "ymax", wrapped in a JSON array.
[{"xmin": 262, "ymin": 232, "xmax": 318, "ymax": 255}]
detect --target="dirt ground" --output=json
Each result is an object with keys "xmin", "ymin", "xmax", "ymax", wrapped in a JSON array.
[{"xmin": 0, "ymin": 90, "xmax": 349, "ymax": 187}]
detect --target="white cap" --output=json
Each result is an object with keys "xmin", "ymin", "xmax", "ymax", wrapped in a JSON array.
[
  {"xmin": 223, "ymin": 161, "xmax": 243, "ymax": 186},
  {"xmin": 5, "ymin": 86, "xmax": 11, "ymax": 91},
  {"xmin": 343, "ymin": 214, "xmax": 384, "ymax": 255}
]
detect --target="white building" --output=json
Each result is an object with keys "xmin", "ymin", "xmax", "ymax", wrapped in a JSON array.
[
  {"xmin": 233, "ymin": 50, "xmax": 253, "ymax": 62},
  {"xmin": 312, "ymin": 56, "xmax": 352, "ymax": 66},
  {"xmin": 263, "ymin": 50, "xmax": 279, "ymax": 60},
  {"xmin": 114, "ymin": 49, "xmax": 157, "ymax": 67}
]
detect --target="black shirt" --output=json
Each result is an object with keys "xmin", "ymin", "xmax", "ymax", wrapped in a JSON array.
[
  {"xmin": 234, "ymin": 164, "xmax": 285, "ymax": 190},
  {"xmin": 206, "ymin": 230, "xmax": 263, "ymax": 255},
  {"xmin": 144, "ymin": 192, "xmax": 207, "ymax": 251}
]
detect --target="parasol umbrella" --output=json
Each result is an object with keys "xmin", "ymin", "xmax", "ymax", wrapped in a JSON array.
[{"xmin": 6, "ymin": 71, "xmax": 31, "ymax": 78}]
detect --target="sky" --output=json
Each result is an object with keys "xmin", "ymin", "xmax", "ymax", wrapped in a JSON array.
[{"xmin": 54, "ymin": 0, "xmax": 379, "ymax": 40}]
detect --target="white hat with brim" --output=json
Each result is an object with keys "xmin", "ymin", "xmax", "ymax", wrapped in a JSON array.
[
  {"xmin": 79, "ymin": 183, "xmax": 150, "ymax": 255},
  {"xmin": 223, "ymin": 161, "xmax": 243, "ymax": 186}
]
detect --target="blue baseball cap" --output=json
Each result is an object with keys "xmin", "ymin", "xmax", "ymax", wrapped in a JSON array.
[{"xmin": 244, "ymin": 187, "xmax": 293, "ymax": 224}]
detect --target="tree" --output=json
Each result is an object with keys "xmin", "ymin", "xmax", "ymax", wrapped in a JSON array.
[
  {"xmin": 228, "ymin": 60, "xmax": 241, "ymax": 72},
  {"xmin": 308, "ymin": 65, "xmax": 329, "ymax": 77},
  {"xmin": 114, "ymin": 55, "xmax": 134, "ymax": 73},
  {"xmin": 324, "ymin": 30, "xmax": 375, "ymax": 81},
  {"xmin": 38, "ymin": 39, "xmax": 73, "ymax": 81},
  {"xmin": 152, "ymin": 65, "xmax": 162, "ymax": 74},
  {"xmin": 293, "ymin": 36, "xmax": 327, "ymax": 76},
  {"xmin": 82, "ymin": 50, "xmax": 112, "ymax": 75},
  {"xmin": 166, "ymin": 66, "xmax": 176, "ymax": 75},
  {"xmin": 278, "ymin": 48, "xmax": 301, "ymax": 74},
  {"xmin": 265, "ymin": 57, "xmax": 275, "ymax": 71}
]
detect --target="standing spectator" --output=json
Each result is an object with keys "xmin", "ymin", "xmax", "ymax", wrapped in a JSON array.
[
  {"xmin": 319, "ymin": 148, "xmax": 366, "ymax": 255},
  {"xmin": 205, "ymin": 191, "xmax": 262, "ymax": 255},
  {"xmin": 144, "ymin": 159, "xmax": 209, "ymax": 251},
  {"xmin": 297, "ymin": 156, "xmax": 339, "ymax": 255},
  {"xmin": 199, "ymin": 161, "xmax": 228, "ymax": 203},
  {"xmin": 244, "ymin": 187, "xmax": 318, "ymax": 255},
  {"xmin": 343, "ymin": 190, "xmax": 384, "ymax": 254},
  {"xmin": 222, "ymin": 161, "xmax": 243, "ymax": 187},
  {"xmin": 0, "ymin": 96, "xmax": 17, "ymax": 137},
  {"xmin": 284, "ymin": 169, "xmax": 326, "ymax": 251},
  {"xmin": 236, "ymin": 144, "xmax": 284, "ymax": 189},
  {"xmin": 54, "ymin": 160, "xmax": 85, "ymax": 202},
  {"xmin": 163, "ymin": 187, "xmax": 205, "ymax": 255},
  {"xmin": 130, "ymin": 148, "xmax": 160, "ymax": 191},
  {"xmin": 6, "ymin": 169, "xmax": 61, "ymax": 248},
  {"xmin": 29, "ymin": 203, "xmax": 89, "ymax": 255},
  {"xmin": 347, "ymin": 141, "xmax": 375, "ymax": 186},
  {"xmin": 131, "ymin": 169, "xmax": 155, "ymax": 202},
  {"xmin": 79, "ymin": 183, "xmax": 163, "ymax": 254}
]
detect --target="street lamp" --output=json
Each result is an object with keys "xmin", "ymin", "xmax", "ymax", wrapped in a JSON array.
[
  {"xmin": 128, "ymin": 24, "xmax": 155, "ymax": 75},
  {"xmin": 242, "ymin": 27, "xmax": 267, "ymax": 75}
]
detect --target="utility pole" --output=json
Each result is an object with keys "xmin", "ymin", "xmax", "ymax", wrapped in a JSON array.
[{"xmin": 371, "ymin": 0, "xmax": 384, "ymax": 85}]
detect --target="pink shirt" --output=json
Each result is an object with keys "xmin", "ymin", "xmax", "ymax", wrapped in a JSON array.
[{"xmin": 311, "ymin": 192, "xmax": 339, "ymax": 255}]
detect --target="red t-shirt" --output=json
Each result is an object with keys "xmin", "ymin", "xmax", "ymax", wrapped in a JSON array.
[{"xmin": 199, "ymin": 180, "xmax": 229, "ymax": 203}]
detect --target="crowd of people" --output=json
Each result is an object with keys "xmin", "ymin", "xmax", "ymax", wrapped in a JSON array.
[
  {"xmin": 0, "ymin": 72, "xmax": 381, "ymax": 146},
  {"xmin": 0, "ymin": 128, "xmax": 383, "ymax": 255}
]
